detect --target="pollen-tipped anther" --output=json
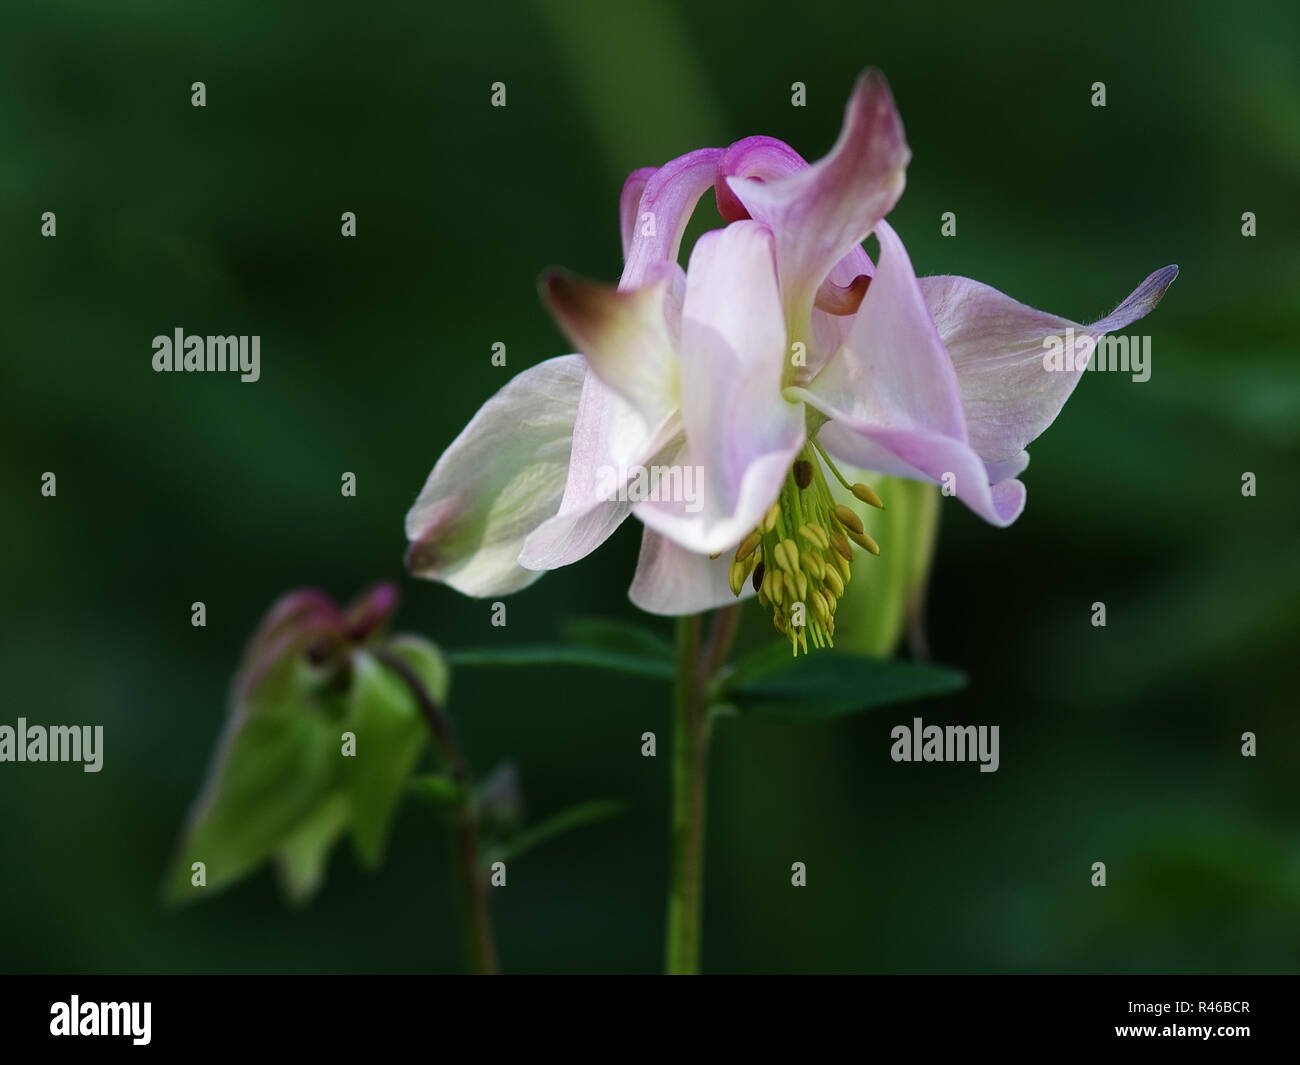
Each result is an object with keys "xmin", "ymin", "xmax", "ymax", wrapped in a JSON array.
[
  {"xmin": 833, "ymin": 504, "xmax": 864, "ymax": 535},
  {"xmin": 851, "ymin": 482, "xmax": 884, "ymax": 509},
  {"xmin": 848, "ymin": 529, "xmax": 880, "ymax": 555}
]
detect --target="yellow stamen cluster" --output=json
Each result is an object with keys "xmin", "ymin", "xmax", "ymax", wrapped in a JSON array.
[{"xmin": 727, "ymin": 442, "xmax": 884, "ymax": 655}]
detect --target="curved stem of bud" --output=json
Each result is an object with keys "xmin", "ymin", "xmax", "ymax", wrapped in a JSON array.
[{"xmin": 375, "ymin": 648, "xmax": 499, "ymax": 976}]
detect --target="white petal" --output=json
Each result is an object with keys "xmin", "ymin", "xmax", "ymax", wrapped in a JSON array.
[
  {"xmin": 628, "ymin": 527, "xmax": 754, "ymax": 616},
  {"xmin": 405, "ymin": 355, "xmax": 586, "ymax": 595}
]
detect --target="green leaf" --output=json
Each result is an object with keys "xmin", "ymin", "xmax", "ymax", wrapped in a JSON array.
[
  {"xmin": 561, "ymin": 617, "xmax": 675, "ymax": 659},
  {"xmin": 275, "ymin": 791, "xmax": 349, "ymax": 905},
  {"xmin": 491, "ymin": 798, "xmax": 625, "ymax": 862},
  {"xmin": 721, "ymin": 647, "xmax": 965, "ymax": 723},
  {"xmin": 447, "ymin": 644, "xmax": 674, "ymax": 680},
  {"xmin": 342, "ymin": 651, "xmax": 429, "ymax": 868},
  {"xmin": 166, "ymin": 665, "xmax": 339, "ymax": 903}
]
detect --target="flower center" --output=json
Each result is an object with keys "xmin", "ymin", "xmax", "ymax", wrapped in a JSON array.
[{"xmin": 727, "ymin": 439, "xmax": 883, "ymax": 655}]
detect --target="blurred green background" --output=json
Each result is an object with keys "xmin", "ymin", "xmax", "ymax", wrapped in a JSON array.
[{"xmin": 2, "ymin": 0, "xmax": 1297, "ymax": 973}]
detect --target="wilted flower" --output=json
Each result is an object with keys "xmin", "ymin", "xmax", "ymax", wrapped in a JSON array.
[{"xmin": 406, "ymin": 71, "xmax": 1175, "ymax": 652}]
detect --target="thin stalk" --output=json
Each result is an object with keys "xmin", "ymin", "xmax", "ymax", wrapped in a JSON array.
[
  {"xmin": 375, "ymin": 648, "xmax": 499, "ymax": 975},
  {"xmin": 665, "ymin": 605, "xmax": 740, "ymax": 974}
]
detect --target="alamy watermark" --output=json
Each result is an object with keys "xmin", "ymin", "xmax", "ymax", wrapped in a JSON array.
[
  {"xmin": 0, "ymin": 718, "xmax": 103, "ymax": 772},
  {"xmin": 50, "ymin": 997, "xmax": 150, "ymax": 1045},
  {"xmin": 1043, "ymin": 328, "xmax": 1152, "ymax": 383},
  {"xmin": 152, "ymin": 328, "xmax": 260, "ymax": 382},
  {"xmin": 594, "ymin": 463, "xmax": 705, "ymax": 513},
  {"xmin": 891, "ymin": 716, "xmax": 999, "ymax": 772}
]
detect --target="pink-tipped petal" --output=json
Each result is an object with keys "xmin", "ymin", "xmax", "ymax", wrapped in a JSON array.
[
  {"xmin": 542, "ymin": 262, "xmax": 682, "ymax": 431},
  {"xmin": 718, "ymin": 131, "xmax": 877, "ymax": 283},
  {"xmin": 921, "ymin": 265, "xmax": 1179, "ymax": 468},
  {"xmin": 725, "ymin": 70, "xmax": 909, "ymax": 319},
  {"xmin": 815, "ymin": 420, "xmax": 1027, "ymax": 527}
]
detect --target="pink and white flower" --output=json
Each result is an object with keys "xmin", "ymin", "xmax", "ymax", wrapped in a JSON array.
[{"xmin": 405, "ymin": 71, "xmax": 1176, "ymax": 650}]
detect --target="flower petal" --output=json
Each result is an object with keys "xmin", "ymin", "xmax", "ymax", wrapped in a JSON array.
[
  {"xmin": 799, "ymin": 219, "xmax": 967, "ymax": 441},
  {"xmin": 628, "ymin": 527, "xmax": 753, "ymax": 615},
  {"xmin": 724, "ymin": 70, "xmax": 909, "ymax": 319},
  {"xmin": 633, "ymin": 221, "xmax": 804, "ymax": 555},
  {"xmin": 517, "ymin": 491, "xmax": 631, "ymax": 572},
  {"xmin": 984, "ymin": 449, "xmax": 1030, "ymax": 483},
  {"xmin": 541, "ymin": 262, "xmax": 682, "ymax": 431},
  {"xmin": 714, "ymin": 135, "xmax": 806, "ymax": 222},
  {"xmin": 619, "ymin": 166, "xmax": 656, "ymax": 260},
  {"xmin": 717, "ymin": 132, "xmax": 876, "ymax": 379},
  {"xmin": 621, "ymin": 147, "xmax": 723, "ymax": 288},
  {"xmin": 718, "ymin": 135, "xmax": 876, "ymax": 290},
  {"xmin": 791, "ymin": 221, "xmax": 1023, "ymax": 526},
  {"xmin": 920, "ymin": 265, "xmax": 1179, "ymax": 467},
  {"xmin": 405, "ymin": 355, "xmax": 587, "ymax": 595},
  {"xmin": 815, "ymin": 419, "xmax": 1027, "ymax": 527},
  {"xmin": 527, "ymin": 150, "xmax": 723, "ymax": 572},
  {"xmin": 515, "ymin": 394, "xmax": 673, "ymax": 573}
]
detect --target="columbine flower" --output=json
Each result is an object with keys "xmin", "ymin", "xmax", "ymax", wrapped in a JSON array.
[{"xmin": 405, "ymin": 70, "xmax": 1176, "ymax": 653}]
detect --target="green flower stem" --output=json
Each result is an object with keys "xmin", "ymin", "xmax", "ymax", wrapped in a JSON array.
[
  {"xmin": 665, "ymin": 606, "xmax": 740, "ymax": 974},
  {"xmin": 450, "ymin": 811, "xmax": 498, "ymax": 976},
  {"xmin": 375, "ymin": 648, "xmax": 499, "ymax": 976}
]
